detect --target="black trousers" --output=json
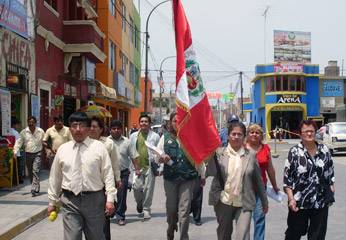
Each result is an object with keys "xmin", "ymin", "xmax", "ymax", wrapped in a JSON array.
[
  {"xmin": 285, "ymin": 207, "xmax": 329, "ymax": 240},
  {"xmin": 190, "ymin": 177, "xmax": 203, "ymax": 222}
]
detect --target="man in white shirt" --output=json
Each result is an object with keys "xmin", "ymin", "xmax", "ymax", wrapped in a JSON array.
[
  {"xmin": 13, "ymin": 116, "xmax": 45, "ymax": 196},
  {"xmin": 43, "ymin": 115, "xmax": 72, "ymax": 167},
  {"xmin": 129, "ymin": 114, "xmax": 160, "ymax": 220},
  {"xmin": 47, "ymin": 112, "xmax": 116, "ymax": 240},
  {"xmin": 10, "ymin": 117, "xmax": 24, "ymax": 183}
]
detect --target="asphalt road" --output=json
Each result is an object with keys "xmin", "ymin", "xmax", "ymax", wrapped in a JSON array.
[{"xmin": 14, "ymin": 142, "xmax": 346, "ymax": 240}]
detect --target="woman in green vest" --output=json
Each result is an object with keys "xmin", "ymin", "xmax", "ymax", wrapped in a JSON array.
[{"xmin": 158, "ymin": 111, "xmax": 204, "ymax": 240}]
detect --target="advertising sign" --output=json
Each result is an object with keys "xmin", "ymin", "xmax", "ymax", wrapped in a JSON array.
[
  {"xmin": 322, "ymin": 80, "xmax": 344, "ymax": 97},
  {"xmin": 0, "ymin": 0, "xmax": 28, "ymax": 38},
  {"xmin": 277, "ymin": 94, "xmax": 301, "ymax": 104},
  {"xmin": 320, "ymin": 97, "xmax": 335, "ymax": 108},
  {"xmin": 274, "ymin": 30, "xmax": 311, "ymax": 63},
  {"xmin": 0, "ymin": 88, "xmax": 11, "ymax": 135},
  {"xmin": 274, "ymin": 63, "xmax": 304, "ymax": 73}
]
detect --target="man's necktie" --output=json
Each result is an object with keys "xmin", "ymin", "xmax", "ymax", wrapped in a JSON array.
[{"xmin": 71, "ymin": 143, "xmax": 82, "ymax": 195}]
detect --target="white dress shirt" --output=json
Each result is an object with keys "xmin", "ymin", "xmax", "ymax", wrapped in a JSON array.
[
  {"xmin": 48, "ymin": 137, "xmax": 117, "ymax": 205},
  {"xmin": 13, "ymin": 127, "xmax": 45, "ymax": 155},
  {"xmin": 99, "ymin": 136, "xmax": 121, "ymax": 182}
]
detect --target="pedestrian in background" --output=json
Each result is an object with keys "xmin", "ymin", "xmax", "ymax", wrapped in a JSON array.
[
  {"xmin": 207, "ymin": 121, "xmax": 268, "ymax": 240},
  {"xmin": 43, "ymin": 115, "xmax": 72, "ymax": 167},
  {"xmin": 190, "ymin": 167, "xmax": 206, "ymax": 226},
  {"xmin": 10, "ymin": 117, "xmax": 24, "ymax": 183},
  {"xmin": 109, "ymin": 119, "xmax": 141, "ymax": 226},
  {"xmin": 129, "ymin": 114, "xmax": 160, "ymax": 220},
  {"xmin": 157, "ymin": 112, "xmax": 205, "ymax": 240},
  {"xmin": 283, "ymin": 119, "xmax": 335, "ymax": 240},
  {"xmin": 89, "ymin": 117, "xmax": 121, "ymax": 240},
  {"xmin": 48, "ymin": 112, "xmax": 116, "ymax": 240},
  {"xmin": 245, "ymin": 123, "xmax": 280, "ymax": 240},
  {"xmin": 14, "ymin": 116, "xmax": 44, "ymax": 196},
  {"xmin": 219, "ymin": 114, "xmax": 239, "ymax": 147}
]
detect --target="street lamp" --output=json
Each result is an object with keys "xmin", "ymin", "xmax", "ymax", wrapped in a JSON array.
[
  {"xmin": 144, "ymin": 0, "xmax": 171, "ymax": 114},
  {"xmin": 158, "ymin": 55, "xmax": 176, "ymax": 123}
]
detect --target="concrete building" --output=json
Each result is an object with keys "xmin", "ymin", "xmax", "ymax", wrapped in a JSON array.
[
  {"xmin": 251, "ymin": 63, "xmax": 322, "ymax": 138},
  {"xmin": 320, "ymin": 61, "xmax": 346, "ymax": 122},
  {"xmin": 96, "ymin": 0, "xmax": 141, "ymax": 131},
  {"xmin": 35, "ymin": 0, "xmax": 105, "ymax": 128}
]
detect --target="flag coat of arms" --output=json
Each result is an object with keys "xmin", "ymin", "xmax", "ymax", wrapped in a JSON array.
[{"xmin": 173, "ymin": 0, "xmax": 221, "ymax": 165}]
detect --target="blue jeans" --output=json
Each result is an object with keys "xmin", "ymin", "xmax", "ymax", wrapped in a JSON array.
[
  {"xmin": 253, "ymin": 194, "xmax": 265, "ymax": 240},
  {"xmin": 116, "ymin": 169, "xmax": 130, "ymax": 220}
]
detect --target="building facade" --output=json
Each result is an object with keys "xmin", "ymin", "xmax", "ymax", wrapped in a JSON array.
[
  {"xmin": 320, "ymin": 61, "xmax": 346, "ymax": 122},
  {"xmin": 96, "ymin": 0, "xmax": 141, "ymax": 131},
  {"xmin": 35, "ymin": 0, "xmax": 105, "ymax": 129},
  {"xmin": 251, "ymin": 63, "xmax": 322, "ymax": 138}
]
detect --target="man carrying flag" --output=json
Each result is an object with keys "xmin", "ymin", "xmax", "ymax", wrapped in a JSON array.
[{"xmin": 156, "ymin": 1, "xmax": 220, "ymax": 240}]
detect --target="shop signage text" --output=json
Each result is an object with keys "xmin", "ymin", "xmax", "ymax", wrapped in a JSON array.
[
  {"xmin": 274, "ymin": 63, "xmax": 303, "ymax": 73},
  {"xmin": 277, "ymin": 94, "xmax": 301, "ymax": 104},
  {"xmin": 0, "ymin": 30, "xmax": 31, "ymax": 69},
  {"xmin": 322, "ymin": 80, "xmax": 343, "ymax": 97}
]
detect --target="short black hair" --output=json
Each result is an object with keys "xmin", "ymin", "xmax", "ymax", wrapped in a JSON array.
[
  {"xmin": 11, "ymin": 117, "xmax": 20, "ymax": 126},
  {"xmin": 53, "ymin": 115, "xmax": 63, "ymax": 122},
  {"xmin": 27, "ymin": 116, "xmax": 37, "ymax": 123},
  {"xmin": 170, "ymin": 111, "xmax": 177, "ymax": 122},
  {"xmin": 139, "ymin": 114, "xmax": 151, "ymax": 124},
  {"xmin": 110, "ymin": 120, "xmax": 123, "ymax": 128},
  {"xmin": 68, "ymin": 112, "xmax": 91, "ymax": 127},
  {"xmin": 228, "ymin": 121, "xmax": 246, "ymax": 136}
]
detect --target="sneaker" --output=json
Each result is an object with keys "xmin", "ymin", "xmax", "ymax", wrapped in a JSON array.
[
  {"xmin": 118, "ymin": 219, "xmax": 126, "ymax": 226},
  {"xmin": 143, "ymin": 210, "xmax": 151, "ymax": 220}
]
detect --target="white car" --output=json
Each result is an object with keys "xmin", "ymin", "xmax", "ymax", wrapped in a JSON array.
[{"xmin": 322, "ymin": 122, "xmax": 346, "ymax": 155}]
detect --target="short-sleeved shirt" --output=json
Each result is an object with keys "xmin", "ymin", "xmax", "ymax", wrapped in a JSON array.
[
  {"xmin": 283, "ymin": 142, "xmax": 335, "ymax": 209},
  {"xmin": 43, "ymin": 126, "xmax": 72, "ymax": 152},
  {"xmin": 256, "ymin": 144, "xmax": 271, "ymax": 185}
]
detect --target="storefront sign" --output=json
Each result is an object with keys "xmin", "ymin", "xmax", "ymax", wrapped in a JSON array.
[
  {"xmin": 271, "ymin": 106, "xmax": 302, "ymax": 112},
  {"xmin": 320, "ymin": 97, "xmax": 335, "ymax": 108},
  {"xmin": 64, "ymin": 83, "xmax": 71, "ymax": 96},
  {"xmin": 322, "ymin": 80, "xmax": 343, "ymax": 97},
  {"xmin": 0, "ymin": 0, "xmax": 28, "ymax": 38},
  {"xmin": 0, "ymin": 29, "xmax": 34, "ymax": 90},
  {"xmin": 0, "ymin": 89, "xmax": 11, "ymax": 135},
  {"xmin": 277, "ymin": 94, "xmax": 301, "ymax": 104},
  {"xmin": 274, "ymin": 63, "xmax": 303, "ymax": 73}
]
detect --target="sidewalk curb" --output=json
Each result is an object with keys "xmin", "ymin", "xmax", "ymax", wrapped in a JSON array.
[{"xmin": 0, "ymin": 207, "xmax": 47, "ymax": 240}]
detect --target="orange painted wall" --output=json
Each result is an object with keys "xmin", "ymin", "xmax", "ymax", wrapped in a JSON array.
[{"xmin": 130, "ymin": 77, "xmax": 153, "ymax": 126}]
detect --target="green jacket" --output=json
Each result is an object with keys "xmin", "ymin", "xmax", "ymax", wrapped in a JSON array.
[{"xmin": 163, "ymin": 133, "xmax": 198, "ymax": 181}]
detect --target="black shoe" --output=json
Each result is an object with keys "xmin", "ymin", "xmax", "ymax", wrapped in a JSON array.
[
  {"xmin": 31, "ymin": 191, "xmax": 39, "ymax": 197},
  {"xmin": 195, "ymin": 220, "xmax": 202, "ymax": 226},
  {"xmin": 136, "ymin": 205, "xmax": 143, "ymax": 213}
]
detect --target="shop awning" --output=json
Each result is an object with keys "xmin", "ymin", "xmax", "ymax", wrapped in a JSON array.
[{"xmin": 95, "ymin": 81, "xmax": 117, "ymax": 101}]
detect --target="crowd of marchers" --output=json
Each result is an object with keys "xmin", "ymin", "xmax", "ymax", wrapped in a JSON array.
[{"xmin": 12, "ymin": 112, "xmax": 335, "ymax": 240}]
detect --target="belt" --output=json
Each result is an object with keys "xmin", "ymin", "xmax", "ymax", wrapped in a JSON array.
[{"xmin": 62, "ymin": 189, "xmax": 101, "ymax": 197}]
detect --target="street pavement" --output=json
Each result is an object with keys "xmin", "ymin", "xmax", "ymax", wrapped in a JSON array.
[{"xmin": 2, "ymin": 142, "xmax": 345, "ymax": 239}]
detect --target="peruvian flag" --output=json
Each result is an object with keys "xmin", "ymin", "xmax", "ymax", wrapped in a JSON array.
[{"xmin": 173, "ymin": 0, "xmax": 221, "ymax": 165}]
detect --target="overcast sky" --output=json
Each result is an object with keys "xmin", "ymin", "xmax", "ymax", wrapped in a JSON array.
[{"xmin": 136, "ymin": 0, "xmax": 346, "ymax": 98}]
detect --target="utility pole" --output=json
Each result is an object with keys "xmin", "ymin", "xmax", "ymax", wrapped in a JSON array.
[
  {"xmin": 342, "ymin": 59, "xmax": 344, "ymax": 76},
  {"xmin": 240, "ymin": 71, "xmax": 244, "ymax": 121},
  {"xmin": 262, "ymin": 5, "xmax": 270, "ymax": 64}
]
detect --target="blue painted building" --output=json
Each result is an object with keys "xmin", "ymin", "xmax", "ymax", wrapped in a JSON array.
[{"xmin": 251, "ymin": 63, "xmax": 322, "ymax": 138}]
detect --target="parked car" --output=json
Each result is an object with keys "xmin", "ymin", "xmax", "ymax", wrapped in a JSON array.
[{"xmin": 322, "ymin": 122, "xmax": 346, "ymax": 155}]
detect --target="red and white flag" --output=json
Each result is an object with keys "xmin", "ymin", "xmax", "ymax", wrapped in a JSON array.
[{"xmin": 173, "ymin": 0, "xmax": 220, "ymax": 165}]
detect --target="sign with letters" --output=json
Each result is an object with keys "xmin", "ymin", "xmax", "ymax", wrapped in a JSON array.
[
  {"xmin": 277, "ymin": 94, "xmax": 301, "ymax": 104},
  {"xmin": 322, "ymin": 80, "xmax": 343, "ymax": 97}
]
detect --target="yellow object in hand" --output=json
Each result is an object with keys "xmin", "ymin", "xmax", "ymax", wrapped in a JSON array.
[{"xmin": 48, "ymin": 211, "xmax": 57, "ymax": 222}]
